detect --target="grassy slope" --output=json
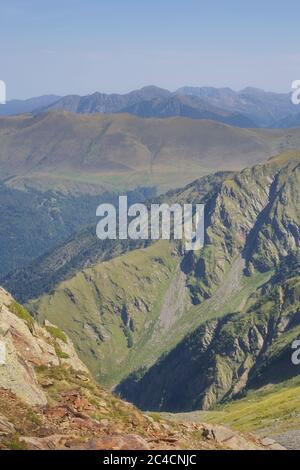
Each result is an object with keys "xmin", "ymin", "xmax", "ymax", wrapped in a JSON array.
[
  {"xmin": 29, "ymin": 243, "xmax": 273, "ymax": 390},
  {"xmin": 29, "ymin": 241, "xmax": 182, "ymax": 386},
  {"xmin": 161, "ymin": 376, "xmax": 300, "ymax": 440},
  {"xmin": 1, "ymin": 111, "xmax": 300, "ymax": 194},
  {"xmin": 115, "ymin": 153, "xmax": 300, "ymax": 410},
  {"xmin": 206, "ymin": 376, "xmax": 300, "ymax": 435},
  {"xmin": 25, "ymin": 152, "xmax": 299, "ymax": 421},
  {"xmin": 116, "ymin": 251, "xmax": 300, "ymax": 412}
]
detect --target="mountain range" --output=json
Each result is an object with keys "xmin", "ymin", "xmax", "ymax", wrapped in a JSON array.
[
  {"xmin": 0, "ymin": 88, "xmax": 299, "ymax": 450},
  {"xmin": 1, "ymin": 85, "xmax": 300, "ymax": 128}
]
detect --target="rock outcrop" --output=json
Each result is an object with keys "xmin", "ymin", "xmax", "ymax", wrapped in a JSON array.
[
  {"xmin": 0, "ymin": 287, "xmax": 280, "ymax": 450},
  {"xmin": 0, "ymin": 287, "xmax": 87, "ymax": 406}
]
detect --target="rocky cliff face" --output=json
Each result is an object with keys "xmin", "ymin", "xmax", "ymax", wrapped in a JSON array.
[
  {"xmin": 183, "ymin": 152, "xmax": 299, "ymax": 303},
  {"xmin": 0, "ymin": 287, "xmax": 87, "ymax": 406},
  {"xmin": 117, "ymin": 253, "xmax": 300, "ymax": 411},
  {"xmin": 1, "ymin": 287, "xmax": 277, "ymax": 450},
  {"xmin": 116, "ymin": 153, "xmax": 300, "ymax": 411}
]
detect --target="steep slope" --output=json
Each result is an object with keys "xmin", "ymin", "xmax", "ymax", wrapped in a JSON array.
[
  {"xmin": 26, "ymin": 152, "xmax": 299, "ymax": 405},
  {"xmin": 4, "ymin": 172, "xmax": 229, "ymax": 303},
  {"xmin": 275, "ymin": 111, "xmax": 300, "ymax": 129},
  {"xmin": 0, "ymin": 287, "xmax": 270, "ymax": 450},
  {"xmin": 44, "ymin": 86, "xmax": 172, "ymax": 114},
  {"xmin": 180, "ymin": 151, "xmax": 299, "ymax": 303},
  {"xmin": 41, "ymin": 87, "xmax": 254, "ymax": 127},
  {"xmin": 178, "ymin": 86, "xmax": 298, "ymax": 127},
  {"xmin": 0, "ymin": 287, "xmax": 87, "ymax": 407},
  {"xmin": 28, "ymin": 241, "xmax": 185, "ymax": 386},
  {"xmin": 1, "ymin": 111, "xmax": 300, "ymax": 194},
  {"xmin": 0, "ymin": 185, "xmax": 153, "ymax": 280},
  {"xmin": 116, "ymin": 153, "xmax": 300, "ymax": 410},
  {"xmin": 3, "ymin": 226, "xmax": 147, "ymax": 304},
  {"xmin": 117, "ymin": 252, "xmax": 300, "ymax": 411},
  {"xmin": 18, "ymin": 173, "xmax": 229, "ymax": 387},
  {"xmin": 120, "ymin": 94, "xmax": 255, "ymax": 127}
]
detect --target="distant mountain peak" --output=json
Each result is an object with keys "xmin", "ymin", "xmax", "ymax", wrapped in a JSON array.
[{"xmin": 0, "ymin": 85, "xmax": 298, "ymax": 128}]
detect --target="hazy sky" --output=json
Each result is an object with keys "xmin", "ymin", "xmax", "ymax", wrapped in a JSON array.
[{"xmin": 1, "ymin": 0, "xmax": 300, "ymax": 99}]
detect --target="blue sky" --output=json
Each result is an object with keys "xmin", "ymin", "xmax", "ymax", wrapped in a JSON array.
[{"xmin": 1, "ymin": 0, "xmax": 300, "ymax": 98}]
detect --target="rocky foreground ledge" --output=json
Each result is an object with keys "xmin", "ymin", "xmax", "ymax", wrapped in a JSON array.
[{"xmin": 0, "ymin": 287, "xmax": 284, "ymax": 451}]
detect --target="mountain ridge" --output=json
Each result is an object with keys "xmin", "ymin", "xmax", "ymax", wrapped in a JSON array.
[
  {"xmin": 16, "ymin": 152, "xmax": 299, "ymax": 408},
  {"xmin": 1, "ymin": 110, "xmax": 300, "ymax": 195},
  {"xmin": 1, "ymin": 85, "xmax": 299, "ymax": 128}
]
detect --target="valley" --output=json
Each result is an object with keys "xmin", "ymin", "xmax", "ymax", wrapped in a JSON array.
[
  {"xmin": 3, "ymin": 151, "xmax": 297, "ymax": 424},
  {"xmin": 3, "ymin": 286, "xmax": 270, "ymax": 451}
]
